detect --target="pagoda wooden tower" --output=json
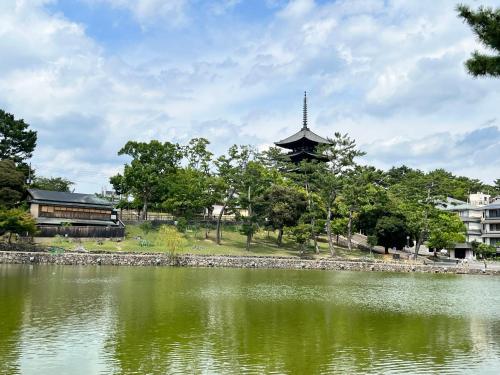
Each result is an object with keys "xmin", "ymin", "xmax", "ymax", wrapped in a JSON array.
[{"xmin": 275, "ymin": 92, "xmax": 331, "ymax": 163}]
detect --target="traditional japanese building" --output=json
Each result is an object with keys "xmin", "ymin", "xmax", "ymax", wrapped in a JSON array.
[
  {"xmin": 28, "ymin": 189, "xmax": 125, "ymax": 238},
  {"xmin": 275, "ymin": 92, "xmax": 331, "ymax": 163}
]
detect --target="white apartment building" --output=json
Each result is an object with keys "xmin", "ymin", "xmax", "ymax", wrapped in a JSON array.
[
  {"xmin": 482, "ymin": 200, "xmax": 500, "ymax": 249},
  {"xmin": 442, "ymin": 192, "xmax": 500, "ymax": 259}
]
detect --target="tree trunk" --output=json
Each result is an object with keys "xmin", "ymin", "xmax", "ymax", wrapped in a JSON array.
[
  {"xmin": 246, "ymin": 234, "xmax": 251, "ymax": 251},
  {"xmin": 277, "ymin": 227, "xmax": 283, "ymax": 247},
  {"xmin": 415, "ymin": 233, "xmax": 423, "ymax": 259},
  {"xmin": 216, "ymin": 205, "xmax": 225, "ymax": 245},
  {"xmin": 8, "ymin": 232, "xmax": 12, "ymax": 244},
  {"xmin": 216, "ymin": 189, "xmax": 235, "ymax": 245},
  {"xmin": 142, "ymin": 199, "xmax": 148, "ymax": 221},
  {"xmin": 246, "ymin": 185, "xmax": 252, "ymax": 251},
  {"xmin": 326, "ymin": 203, "xmax": 335, "ymax": 257},
  {"xmin": 347, "ymin": 210, "xmax": 353, "ymax": 251}
]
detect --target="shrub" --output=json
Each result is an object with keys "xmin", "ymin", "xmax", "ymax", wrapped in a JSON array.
[
  {"xmin": 140, "ymin": 221, "xmax": 153, "ymax": 235},
  {"xmin": 176, "ymin": 218, "xmax": 188, "ymax": 233},
  {"xmin": 156, "ymin": 225, "xmax": 185, "ymax": 254}
]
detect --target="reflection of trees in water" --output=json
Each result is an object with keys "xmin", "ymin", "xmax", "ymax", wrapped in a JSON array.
[
  {"xmin": 2, "ymin": 265, "xmax": 499, "ymax": 374},
  {"xmin": 0, "ymin": 265, "xmax": 29, "ymax": 374},
  {"xmin": 105, "ymin": 268, "xmax": 488, "ymax": 374}
]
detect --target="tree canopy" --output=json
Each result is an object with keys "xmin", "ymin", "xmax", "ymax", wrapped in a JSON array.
[
  {"xmin": 32, "ymin": 177, "xmax": 74, "ymax": 192},
  {"xmin": 457, "ymin": 5, "xmax": 500, "ymax": 77},
  {"xmin": 0, "ymin": 159, "xmax": 25, "ymax": 208}
]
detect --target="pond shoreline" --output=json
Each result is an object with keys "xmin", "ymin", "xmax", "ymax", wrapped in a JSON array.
[{"xmin": 0, "ymin": 251, "xmax": 498, "ymax": 276}]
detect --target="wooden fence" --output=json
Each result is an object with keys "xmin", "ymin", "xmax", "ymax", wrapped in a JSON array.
[
  {"xmin": 119, "ymin": 209, "xmax": 242, "ymax": 224},
  {"xmin": 37, "ymin": 225, "xmax": 125, "ymax": 238}
]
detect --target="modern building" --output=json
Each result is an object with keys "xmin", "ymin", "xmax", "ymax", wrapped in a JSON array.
[
  {"xmin": 481, "ymin": 199, "xmax": 500, "ymax": 249},
  {"xmin": 28, "ymin": 189, "xmax": 124, "ymax": 237},
  {"xmin": 275, "ymin": 92, "xmax": 331, "ymax": 163},
  {"xmin": 441, "ymin": 193, "xmax": 500, "ymax": 258},
  {"xmin": 442, "ymin": 198, "xmax": 483, "ymax": 243}
]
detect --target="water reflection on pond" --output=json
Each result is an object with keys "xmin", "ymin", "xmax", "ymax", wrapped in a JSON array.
[{"xmin": 1, "ymin": 264, "xmax": 500, "ymax": 374}]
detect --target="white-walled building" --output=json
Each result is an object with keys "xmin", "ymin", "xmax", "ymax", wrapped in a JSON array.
[
  {"xmin": 482, "ymin": 200, "xmax": 500, "ymax": 249},
  {"xmin": 441, "ymin": 193, "xmax": 500, "ymax": 259}
]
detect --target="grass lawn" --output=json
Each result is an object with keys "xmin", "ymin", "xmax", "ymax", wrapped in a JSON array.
[{"xmin": 35, "ymin": 223, "xmax": 381, "ymax": 260}]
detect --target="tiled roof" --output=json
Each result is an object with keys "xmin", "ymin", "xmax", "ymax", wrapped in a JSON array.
[
  {"xmin": 275, "ymin": 128, "xmax": 331, "ymax": 146},
  {"xmin": 484, "ymin": 199, "xmax": 500, "ymax": 210},
  {"xmin": 28, "ymin": 189, "xmax": 112, "ymax": 208}
]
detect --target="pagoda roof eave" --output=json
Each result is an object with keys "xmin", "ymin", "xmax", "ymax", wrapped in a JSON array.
[
  {"xmin": 275, "ymin": 128, "xmax": 331, "ymax": 147},
  {"xmin": 287, "ymin": 150, "xmax": 329, "ymax": 162}
]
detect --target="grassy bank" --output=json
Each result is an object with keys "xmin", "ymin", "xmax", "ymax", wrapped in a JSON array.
[{"xmin": 35, "ymin": 223, "xmax": 380, "ymax": 260}]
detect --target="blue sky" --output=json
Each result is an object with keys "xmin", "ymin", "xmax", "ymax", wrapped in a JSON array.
[{"xmin": 0, "ymin": 0, "xmax": 499, "ymax": 193}]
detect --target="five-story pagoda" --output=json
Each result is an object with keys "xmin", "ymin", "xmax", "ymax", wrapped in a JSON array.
[{"xmin": 275, "ymin": 92, "xmax": 331, "ymax": 163}]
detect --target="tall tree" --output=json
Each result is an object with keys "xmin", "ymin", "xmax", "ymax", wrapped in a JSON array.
[
  {"xmin": 32, "ymin": 177, "xmax": 74, "ymax": 192},
  {"xmin": 457, "ymin": 5, "xmax": 500, "ymax": 77},
  {"xmin": 0, "ymin": 110, "xmax": 37, "ymax": 178},
  {"xmin": 237, "ymin": 160, "xmax": 273, "ymax": 251},
  {"xmin": 0, "ymin": 160, "xmax": 25, "ymax": 208},
  {"xmin": 317, "ymin": 133, "xmax": 364, "ymax": 256},
  {"xmin": 111, "ymin": 140, "xmax": 183, "ymax": 220},
  {"xmin": 213, "ymin": 145, "xmax": 253, "ymax": 245},
  {"xmin": 428, "ymin": 213, "xmax": 466, "ymax": 250},
  {"xmin": 254, "ymin": 184, "xmax": 307, "ymax": 247},
  {"xmin": 374, "ymin": 215, "xmax": 409, "ymax": 253},
  {"xmin": 163, "ymin": 138, "xmax": 216, "ymax": 225},
  {"xmin": 341, "ymin": 166, "xmax": 384, "ymax": 250}
]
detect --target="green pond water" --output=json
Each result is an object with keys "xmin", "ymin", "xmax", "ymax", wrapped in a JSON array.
[{"xmin": 1, "ymin": 265, "xmax": 500, "ymax": 374}]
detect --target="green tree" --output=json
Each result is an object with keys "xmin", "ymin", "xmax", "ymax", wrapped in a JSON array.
[
  {"xmin": 254, "ymin": 184, "xmax": 307, "ymax": 247},
  {"xmin": 330, "ymin": 217, "xmax": 349, "ymax": 245},
  {"xmin": 388, "ymin": 169, "xmax": 441, "ymax": 258},
  {"xmin": 213, "ymin": 145, "xmax": 259, "ymax": 245},
  {"xmin": 475, "ymin": 242, "xmax": 496, "ymax": 259},
  {"xmin": 0, "ymin": 110, "xmax": 37, "ymax": 172},
  {"xmin": 374, "ymin": 215, "xmax": 409, "ymax": 253},
  {"xmin": 366, "ymin": 235, "xmax": 377, "ymax": 255},
  {"xmin": 427, "ymin": 213, "xmax": 466, "ymax": 250},
  {"xmin": 457, "ymin": 5, "xmax": 500, "ymax": 77},
  {"xmin": 32, "ymin": 177, "xmax": 74, "ymax": 192},
  {"xmin": 0, "ymin": 208, "xmax": 37, "ymax": 243},
  {"xmin": 317, "ymin": 132, "xmax": 364, "ymax": 256},
  {"xmin": 237, "ymin": 160, "xmax": 274, "ymax": 251},
  {"xmin": 493, "ymin": 178, "xmax": 500, "ymax": 195},
  {"xmin": 0, "ymin": 159, "xmax": 25, "ymax": 208},
  {"xmin": 111, "ymin": 140, "xmax": 183, "ymax": 220},
  {"xmin": 341, "ymin": 167, "xmax": 384, "ymax": 250},
  {"xmin": 285, "ymin": 223, "xmax": 311, "ymax": 254}
]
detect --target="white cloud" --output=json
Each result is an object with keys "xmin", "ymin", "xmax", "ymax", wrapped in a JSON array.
[
  {"xmin": 278, "ymin": 0, "xmax": 315, "ymax": 20},
  {"xmin": 0, "ymin": 0, "xmax": 499, "ymax": 193},
  {"xmin": 362, "ymin": 125, "xmax": 500, "ymax": 183},
  {"xmin": 86, "ymin": 0, "xmax": 189, "ymax": 27}
]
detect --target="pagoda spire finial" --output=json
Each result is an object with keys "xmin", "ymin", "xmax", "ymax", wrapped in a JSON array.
[{"xmin": 302, "ymin": 91, "xmax": 308, "ymax": 130}]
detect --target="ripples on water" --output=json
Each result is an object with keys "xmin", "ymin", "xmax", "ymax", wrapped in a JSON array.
[{"xmin": 1, "ymin": 265, "xmax": 500, "ymax": 374}]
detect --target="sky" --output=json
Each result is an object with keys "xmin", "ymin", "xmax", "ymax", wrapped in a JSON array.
[{"xmin": 0, "ymin": 0, "xmax": 499, "ymax": 193}]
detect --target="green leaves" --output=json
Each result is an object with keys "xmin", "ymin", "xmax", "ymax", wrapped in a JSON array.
[
  {"xmin": 0, "ymin": 109, "xmax": 37, "ymax": 165},
  {"xmin": 0, "ymin": 208, "xmax": 37, "ymax": 242},
  {"xmin": 457, "ymin": 5, "xmax": 500, "ymax": 77},
  {"xmin": 31, "ymin": 177, "xmax": 74, "ymax": 192},
  {"xmin": 428, "ymin": 213, "xmax": 466, "ymax": 250},
  {"xmin": 0, "ymin": 159, "xmax": 25, "ymax": 208},
  {"xmin": 111, "ymin": 140, "xmax": 183, "ymax": 218}
]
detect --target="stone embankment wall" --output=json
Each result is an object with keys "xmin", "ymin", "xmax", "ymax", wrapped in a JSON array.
[{"xmin": 0, "ymin": 251, "xmax": 498, "ymax": 276}]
